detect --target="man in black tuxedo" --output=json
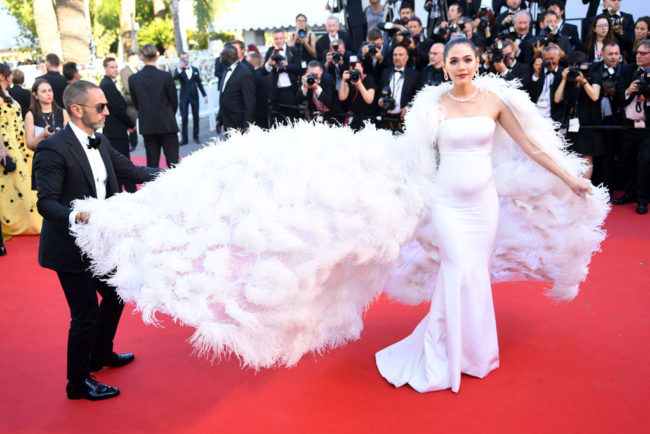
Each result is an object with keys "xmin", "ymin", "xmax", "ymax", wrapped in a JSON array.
[
  {"xmin": 128, "ymin": 44, "xmax": 180, "ymax": 168},
  {"xmin": 100, "ymin": 57, "xmax": 137, "ymax": 192},
  {"xmin": 263, "ymin": 30, "xmax": 302, "ymax": 124},
  {"xmin": 37, "ymin": 53, "xmax": 68, "ymax": 108},
  {"xmin": 418, "ymin": 43, "xmax": 446, "ymax": 89},
  {"xmin": 119, "ymin": 52, "xmax": 140, "ymax": 151},
  {"xmin": 216, "ymin": 45, "xmax": 255, "ymax": 133},
  {"xmin": 359, "ymin": 27, "xmax": 390, "ymax": 85},
  {"xmin": 520, "ymin": 11, "xmax": 572, "ymax": 66},
  {"xmin": 296, "ymin": 61, "xmax": 336, "ymax": 124},
  {"xmin": 33, "ymin": 80, "xmax": 160, "ymax": 401},
  {"xmin": 611, "ymin": 40, "xmax": 650, "ymax": 214},
  {"xmin": 378, "ymin": 45, "xmax": 419, "ymax": 133},
  {"xmin": 491, "ymin": 40, "xmax": 532, "ymax": 96},
  {"xmin": 529, "ymin": 44, "xmax": 566, "ymax": 123},
  {"xmin": 7, "ymin": 68, "xmax": 31, "ymax": 118},
  {"xmin": 173, "ymin": 52, "xmax": 208, "ymax": 145},
  {"xmin": 546, "ymin": 1, "xmax": 580, "ymax": 51},
  {"xmin": 511, "ymin": 11, "xmax": 535, "ymax": 64},
  {"xmin": 315, "ymin": 16, "xmax": 353, "ymax": 63},
  {"xmin": 246, "ymin": 52, "xmax": 272, "ymax": 129}
]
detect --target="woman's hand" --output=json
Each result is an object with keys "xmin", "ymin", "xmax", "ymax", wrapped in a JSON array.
[{"xmin": 566, "ymin": 175, "xmax": 593, "ymax": 197}]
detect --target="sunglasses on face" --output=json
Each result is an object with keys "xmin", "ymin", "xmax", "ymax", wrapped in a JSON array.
[{"xmin": 77, "ymin": 103, "xmax": 107, "ymax": 114}]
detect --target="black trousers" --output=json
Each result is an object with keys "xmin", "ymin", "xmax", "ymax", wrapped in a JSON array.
[
  {"xmin": 179, "ymin": 97, "xmax": 200, "ymax": 142},
  {"xmin": 108, "ymin": 137, "xmax": 137, "ymax": 193},
  {"xmin": 620, "ymin": 125, "xmax": 650, "ymax": 202},
  {"xmin": 57, "ymin": 270, "xmax": 125, "ymax": 385},
  {"xmin": 271, "ymin": 87, "xmax": 299, "ymax": 126},
  {"xmin": 143, "ymin": 133, "xmax": 180, "ymax": 168}
]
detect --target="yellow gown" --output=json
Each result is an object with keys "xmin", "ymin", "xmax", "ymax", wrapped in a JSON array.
[{"xmin": 0, "ymin": 101, "xmax": 41, "ymax": 241}]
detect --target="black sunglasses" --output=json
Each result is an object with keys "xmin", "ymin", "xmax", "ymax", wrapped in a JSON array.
[{"xmin": 76, "ymin": 103, "xmax": 107, "ymax": 114}]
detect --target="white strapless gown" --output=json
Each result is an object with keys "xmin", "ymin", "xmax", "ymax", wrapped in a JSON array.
[{"xmin": 376, "ymin": 116, "xmax": 500, "ymax": 393}]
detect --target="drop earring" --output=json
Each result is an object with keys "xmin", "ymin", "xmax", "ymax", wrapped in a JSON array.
[{"xmin": 444, "ymin": 72, "xmax": 449, "ymax": 80}]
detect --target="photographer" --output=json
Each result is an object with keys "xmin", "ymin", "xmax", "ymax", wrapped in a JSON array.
[
  {"xmin": 583, "ymin": 14, "xmax": 619, "ymax": 62},
  {"xmin": 418, "ymin": 43, "xmax": 446, "ymax": 89},
  {"xmin": 339, "ymin": 60, "xmax": 377, "ymax": 131},
  {"xmin": 585, "ymin": 0, "xmax": 635, "ymax": 50},
  {"xmin": 25, "ymin": 79, "xmax": 68, "ymax": 150},
  {"xmin": 377, "ymin": 46, "xmax": 419, "ymax": 133},
  {"xmin": 530, "ymin": 44, "xmax": 565, "ymax": 122},
  {"xmin": 315, "ymin": 16, "xmax": 353, "ymax": 63},
  {"xmin": 390, "ymin": 17, "xmax": 435, "ymax": 71},
  {"xmin": 432, "ymin": 2, "xmax": 464, "ymax": 43},
  {"xmin": 360, "ymin": 27, "xmax": 389, "ymax": 84},
  {"xmin": 263, "ymin": 30, "xmax": 302, "ymax": 123},
  {"xmin": 473, "ymin": 6, "xmax": 496, "ymax": 46},
  {"xmin": 288, "ymin": 14, "xmax": 318, "ymax": 63},
  {"xmin": 502, "ymin": 11, "xmax": 534, "ymax": 64},
  {"xmin": 323, "ymin": 39, "xmax": 352, "ymax": 92},
  {"xmin": 554, "ymin": 52, "xmax": 603, "ymax": 180},
  {"xmin": 522, "ymin": 11, "xmax": 571, "ymax": 66},
  {"xmin": 457, "ymin": 16, "xmax": 487, "ymax": 49},
  {"xmin": 546, "ymin": 1, "xmax": 581, "ymax": 51},
  {"xmin": 489, "ymin": 39, "xmax": 532, "ymax": 94},
  {"xmin": 296, "ymin": 61, "xmax": 335, "ymax": 123},
  {"xmin": 494, "ymin": 0, "xmax": 525, "ymax": 35},
  {"xmin": 612, "ymin": 39, "xmax": 650, "ymax": 214}
]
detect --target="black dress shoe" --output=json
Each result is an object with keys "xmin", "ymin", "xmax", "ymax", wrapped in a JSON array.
[
  {"xmin": 637, "ymin": 202, "xmax": 648, "ymax": 215},
  {"xmin": 193, "ymin": 137, "xmax": 200, "ymax": 144},
  {"xmin": 612, "ymin": 193, "xmax": 636, "ymax": 205},
  {"xmin": 180, "ymin": 139, "xmax": 188, "ymax": 146},
  {"xmin": 89, "ymin": 352, "xmax": 135, "ymax": 372},
  {"xmin": 66, "ymin": 376, "xmax": 120, "ymax": 401},
  {"xmin": 0, "ymin": 245, "xmax": 6, "ymax": 256}
]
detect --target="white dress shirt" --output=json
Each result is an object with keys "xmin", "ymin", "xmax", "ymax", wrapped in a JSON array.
[
  {"xmin": 265, "ymin": 46, "xmax": 292, "ymax": 88},
  {"xmin": 68, "ymin": 121, "xmax": 108, "ymax": 225},
  {"xmin": 221, "ymin": 61, "xmax": 239, "ymax": 91},
  {"xmin": 388, "ymin": 68, "xmax": 405, "ymax": 114},
  {"xmin": 532, "ymin": 67, "xmax": 557, "ymax": 118}
]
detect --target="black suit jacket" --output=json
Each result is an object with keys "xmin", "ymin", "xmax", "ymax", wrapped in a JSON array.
[
  {"xmin": 128, "ymin": 65, "xmax": 179, "ymax": 135},
  {"xmin": 295, "ymin": 72, "xmax": 335, "ymax": 113},
  {"xmin": 173, "ymin": 66, "xmax": 207, "ymax": 104},
  {"xmin": 529, "ymin": 67, "xmax": 566, "ymax": 122},
  {"xmin": 558, "ymin": 21, "xmax": 581, "ymax": 51},
  {"xmin": 620, "ymin": 64, "xmax": 650, "ymax": 120},
  {"xmin": 8, "ymin": 85, "xmax": 31, "ymax": 118},
  {"xmin": 262, "ymin": 45, "xmax": 302, "ymax": 100},
  {"xmin": 33, "ymin": 125, "xmax": 160, "ymax": 272},
  {"xmin": 505, "ymin": 61, "xmax": 533, "ymax": 97},
  {"xmin": 218, "ymin": 62, "xmax": 256, "ymax": 130},
  {"xmin": 380, "ymin": 67, "xmax": 419, "ymax": 110},
  {"xmin": 252, "ymin": 68, "xmax": 271, "ymax": 128},
  {"xmin": 37, "ymin": 71, "xmax": 68, "ymax": 108},
  {"xmin": 99, "ymin": 76, "xmax": 135, "ymax": 141},
  {"xmin": 583, "ymin": 12, "xmax": 635, "ymax": 49}
]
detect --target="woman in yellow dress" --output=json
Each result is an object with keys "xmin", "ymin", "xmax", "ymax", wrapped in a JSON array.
[{"xmin": 0, "ymin": 64, "xmax": 41, "ymax": 242}]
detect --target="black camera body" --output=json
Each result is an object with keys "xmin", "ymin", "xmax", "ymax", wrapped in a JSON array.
[
  {"xmin": 635, "ymin": 68, "xmax": 650, "ymax": 98},
  {"xmin": 306, "ymin": 73, "xmax": 318, "ymax": 86},
  {"xmin": 497, "ymin": 26, "xmax": 516, "ymax": 41},
  {"xmin": 365, "ymin": 43, "xmax": 379, "ymax": 59},
  {"xmin": 331, "ymin": 51, "xmax": 343, "ymax": 63},
  {"xmin": 378, "ymin": 86, "xmax": 396, "ymax": 111},
  {"xmin": 602, "ymin": 66, "xmax": 617, "ymax": 88},
  {"xmin": 348, "ymin": 69, "xmax": 361, "ymax": 83},
  {"xmin": 489, "ymin": 41, "xmax": 504, "ymax": 64},
  {"xmin": 567, "ymin": 62, "xmax": 591, "ymax": 82},
  {"xmin": 541, "ymin": 59, "xmax": 552, "ymax": 70},
  {"xmin": 271, "ymin": 52, "xmax": 287, "ymax": 72},
  {"xmin": 298, "ymin": 29, "xmax": 307, "ymax": 38},
  {"xmin": 398, "ymin": 30, "xmax": 412, "ymax": 48},
  {"xmin": 538, "ymin": 25, "xmax": 559, "ymax": 46}
]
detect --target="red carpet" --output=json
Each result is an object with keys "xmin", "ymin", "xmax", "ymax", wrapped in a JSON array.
[{"xmin": 1, "ymin": 206, "xmax": 648, "ymax": 433}]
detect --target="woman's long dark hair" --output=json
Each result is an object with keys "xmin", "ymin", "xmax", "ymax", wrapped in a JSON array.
[
  {"xmin": 585, "ymin": 14, "xmax": 616, "ymax": 60},
  {"xmin": 28, "ymin": 78, "xmax": 61, "ymax": 120},
  {"xmin": 0, "ymin": 63, "xmax": 13, "ymax": 104}
]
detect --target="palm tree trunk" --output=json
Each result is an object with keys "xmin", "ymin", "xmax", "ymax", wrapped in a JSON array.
[
  {"xmin": 54, "ymin": 0, "xmax": 93, "ymax": 64},
  {"xmin": 32, "ymin": 0, "xmax": 63, "ymax": 59},
  {"xmin": 120, "ymin": 0, "xmax": 138, "ymax": 57},
  {"xmin": 168, "ymin": 0, "xmax": 184, "ymax": 54}
]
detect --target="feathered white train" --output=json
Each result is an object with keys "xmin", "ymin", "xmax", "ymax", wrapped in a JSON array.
[{"xmin": 71, "ymin": 76, "xmax": 609, "ymax": 368}]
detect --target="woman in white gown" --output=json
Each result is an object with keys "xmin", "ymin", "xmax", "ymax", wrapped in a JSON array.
[
  {"xmin": 375, "ymin": 38, "xmax": 592, "ymax": 393},
  {"xmin": 69, "ymin": 38, "xmax": 606, "ymax": 392}
]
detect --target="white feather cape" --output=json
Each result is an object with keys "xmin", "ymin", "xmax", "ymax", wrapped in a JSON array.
[{"xmin": 71, "ymin": 75, "xmax": 609, "ymax": 368}]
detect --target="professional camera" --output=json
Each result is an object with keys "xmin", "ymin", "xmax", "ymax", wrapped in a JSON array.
[
  {"xmin": 605, "ymin": 7, "xmax": 624, "ymax": 27},
  {"xmin": 634, "ymin": 68, "xmax": 650, "ymax": 98},
  {"xmin": 348, "ymin": 69, "xmax": 361, "ymax": 83},
  {"xmin": 298, "ymin": 29, "xmax": 307, "ymax": 38},
  {"xmin": 496, "ymin": 26, "xmax": 516, "ymax": 40},
  {"xmin": 378, "ymin": 86, "xmax": 396, "ymax": 111},
  {"xmin": 365, "ymin": 43, "xmax": 380, "ymax": 59},
  {"xmin": 567, "ymin": 62, "xmax": 591, "ymax": 82},
  {"xmin": 306, "ymin": 73, "xmax": 318, "ymax": 86},
  {"xmin": 398, "ymin": 30, "xmax": 412, "ymax": 48},
  {"xmin": 601, "ymin": 66, "xmax": 617, "ymax": 88},
  {"xmin": 538, "ymin": 25, "xmax": 559, "ymax": 46},
  {"xmin": 271, "ymin": 52, "xmax": 287, "ymax": 72},
  {"xmin": 542, "ymin": 59, "xmax": 552, "ymax": 70},
  {"xmin": 378, "ymin": 22, "xmax": 400, "ymax": 34},
  {"xmin": 489, "ymin": 41, "xmax": 504, "ymax": 64},
  {"xmin": 479, "ymin": 16, "xmax": 490, "ymax": 30},
  {"xmin": 331, "ymin": 51, "xmax": 343, "ymax": 63}
]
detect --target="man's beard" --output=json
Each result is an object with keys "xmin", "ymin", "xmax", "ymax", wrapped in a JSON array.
[{"xmin": 82, "ymin": 111, "xmax": 103, "ymax": 132}]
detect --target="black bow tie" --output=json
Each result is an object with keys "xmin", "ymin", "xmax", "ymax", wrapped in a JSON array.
[
  {"xmin": 394, "ymin": 69, "xmax": 403, "ymax": 74},
  {"xmin": 87, "ymin": 136, "xmax": 100, "ymax": 150},
  {"xmin": 226, "ymin": 67, "xmax": 232, "ymax": 72}
]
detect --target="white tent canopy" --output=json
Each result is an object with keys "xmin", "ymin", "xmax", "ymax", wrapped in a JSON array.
[{"xmin": 211, "ymin": 0, "xmax": 340, "ymax": 32}]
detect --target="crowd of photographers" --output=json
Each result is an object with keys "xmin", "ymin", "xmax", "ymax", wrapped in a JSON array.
[{"xmin": 214, "ymin": 0, "xmax": 649, "ymax": 213}]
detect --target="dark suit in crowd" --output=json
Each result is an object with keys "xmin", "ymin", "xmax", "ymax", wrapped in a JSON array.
[
  {"xmin": 33, "ymin": 124, "xmax": 159, "ymax": 388},
  {"xmin": 315, "ymin": 31, "xmax": 353, "ymax": 63},
  {"xmin": 100, "ymin": 75, "xmax": 137, "ymax": 192},
  {"xmin": 418, "ymin": 64, "xmax": 446, "ymax": 89},
  {"xmin": 557, "ymin": 20, "xmax": 581, "ymax": 51},
  {"xmin": 37, "ymin": 70, "xmax": 68, "ymax": 108},
  {"xmin": 295, "ymin": 71, "xmax": 336, "ymax": 124},
  {"xmin": 378, "ymin": 67, "xmax": 419, "ymax": 131},
  {"xmin": 128, "ymin": 65, "xmax": 180, "ymax": 168},
  {"xmin": 529, "ymin": 67, "xmax": 566, "ymax": 123},
  {"xmin": 173, "ymin": 65, "xmax": 207, "ymax": 143},
  {"xmin": 252, "ymin": 67, "xmax": 272, "ymax": 129},
  {"xmin": 8, "ymin": 85, "xmax": 31, "ymax": 118},
  {"xmin": 262, "ymin": 45, "xmax": 302, "ymax": 123},
  {"xmin": 217, "ymin": 61, "xmax": 256, "ymax": 131},
  {"xmin": 119, "ymin": 64, "xmax": 139, "ymax": 149}
]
